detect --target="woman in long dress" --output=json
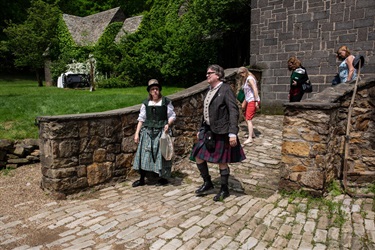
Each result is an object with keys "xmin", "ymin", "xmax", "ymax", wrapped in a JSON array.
[{"xmin": 132, "ymin": 79, "xmax": 176, "ymax": 187}]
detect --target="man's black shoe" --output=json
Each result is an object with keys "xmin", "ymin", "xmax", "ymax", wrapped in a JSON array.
[
  {"xmin": 195, "ymin": 181, "xmax": 214, "ymax": 194},
  {"xmin": 213, "ymin": 185, "xmax": 229, "ymax": 202}
]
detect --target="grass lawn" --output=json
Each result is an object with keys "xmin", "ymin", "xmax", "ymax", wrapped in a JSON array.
[{"xmin": 0, "ymin": 77, "xmax": 184, "ymax": 140}]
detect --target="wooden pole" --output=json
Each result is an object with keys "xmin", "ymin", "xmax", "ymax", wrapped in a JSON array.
[{"xmin": 342, "ymin": 61, "xmax": 374, "ymax": 198}]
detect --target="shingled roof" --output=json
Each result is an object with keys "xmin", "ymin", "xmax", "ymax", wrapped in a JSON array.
[
  {"xmin": 115, "ymin": 15, "xmax": 143, "ymax": 43},
  {"xmin": 63, "ymin": 7, "xmax": 142, "ymax": 46}
]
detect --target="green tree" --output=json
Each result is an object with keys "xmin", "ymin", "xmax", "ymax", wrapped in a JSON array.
[
  {"xmin": 0, "ymin": 0, "xmax": 31, "ymax": 73},
  {"xmin": 57, "ymin": 0, "xmax": 150, "ymax": 17},
  {"xmin": 0, "ymin": 0, "xmax": 30, "ymax": 40},
  {"xmin": 115, "ymin": 0, "xmax": 249, "ymax": 87},
  {"xmin": 4, "ymin": 0, "xmax": 61, "ymax": 86},
  {"xmin": 94, "ymin": 22, "xmax": 123, "ymax": 77}
]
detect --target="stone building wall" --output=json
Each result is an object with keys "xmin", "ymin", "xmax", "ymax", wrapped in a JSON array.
[
  {"xmin": 280, "ymin": 78, "xmax": 375, "ymax": 195},
  {"xmin": 250, "ymin": 0, "xmax": 375, "ymax": 110},
  {"xmin": 36, "ymin": 69, "xmax": 238, "ymax": 195}
]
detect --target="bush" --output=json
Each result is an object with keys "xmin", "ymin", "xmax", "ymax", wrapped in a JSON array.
[{"xmin": 96, "ymin": 77, "xmax": 132, "ymax": 88}]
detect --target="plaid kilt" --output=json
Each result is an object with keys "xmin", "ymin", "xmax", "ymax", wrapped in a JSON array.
[
  {"xmin": 133, "ymin": 127, "xmax": 172, "ymax": 178},
  {"xmin": 191, "ymin": 132, "xmax": 246, "ymax": 163}
]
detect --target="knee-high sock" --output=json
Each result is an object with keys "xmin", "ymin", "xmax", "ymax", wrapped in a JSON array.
[
  {"xmin": 197, "ymin": 162, "xmax": 209, "ymax": 179},
  {"xmin": 220, "ymin": 167, "xmax": 230, "ymax": 185}
]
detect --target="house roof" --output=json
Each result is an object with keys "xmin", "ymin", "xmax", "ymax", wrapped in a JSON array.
[
  {"xmin": 63, "ymin": 7, "xmax": 142, "ymax": 46},
  {"xmin": 115, "ymin": 15, "xmax": 143, "ymax": 43}
]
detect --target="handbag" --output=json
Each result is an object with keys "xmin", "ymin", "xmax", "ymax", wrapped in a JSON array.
[
  {"xmin": 237, "ymin": 88, "xmax": 245, "ymax": 103},
  {"xmin": 159, "ymin": 131, "xmax": 174, "ymax": 161},
  {"xmin": 302, "ymin": 79, "xmax": 312, "ymax": 93},
  {"xmin": 301, "ymin": 68, "xmax": 312, "ymax": 93}
]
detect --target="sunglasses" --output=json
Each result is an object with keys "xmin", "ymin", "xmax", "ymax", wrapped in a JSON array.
[{"xmin": 206, "ymin": 71, "xmax": 216, "ymax": 75}]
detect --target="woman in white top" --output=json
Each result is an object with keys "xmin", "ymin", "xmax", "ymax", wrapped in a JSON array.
[{"xmin": 237, "ymin": 67, "xmax": 260, "ymax": 145}]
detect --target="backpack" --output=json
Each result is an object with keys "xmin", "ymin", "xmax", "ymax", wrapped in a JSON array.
[{"xmin": 353, "ymin": 55, "xmax": 365, "ymax": 70}]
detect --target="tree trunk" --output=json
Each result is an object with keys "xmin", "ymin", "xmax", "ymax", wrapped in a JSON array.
[
  {"xmin": 44, "ymin": 59, "xmax": 53, "ymax": 87},
  {"xmin": 36, "ymin": 69, "xmax": 43, "ymax": 87}
]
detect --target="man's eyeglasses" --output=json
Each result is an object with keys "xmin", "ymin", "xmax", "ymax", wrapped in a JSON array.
[{"xmin": 206, "ymin": 71, "xmax": 216, "ymax": 75}]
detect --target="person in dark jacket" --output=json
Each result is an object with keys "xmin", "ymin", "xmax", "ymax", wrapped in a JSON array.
[
  {"xmin": 190, "ymin": 64, "xmax": 246, "ymax": 201},
  {"xmin": 288, "ymin": 56, "xmax": 308, "ymax": 102}
]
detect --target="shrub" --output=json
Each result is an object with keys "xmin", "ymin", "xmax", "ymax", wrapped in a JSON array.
[{"xmin": 96, "ymin": 77, "xmax": 132, "ymax": 88}]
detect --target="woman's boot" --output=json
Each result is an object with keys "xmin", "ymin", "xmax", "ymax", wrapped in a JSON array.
[
  {"xmin": 213, "ymin": 168, "xmax": 230, "ymax": 201},
  {"xmin": 132, "ymin": 169, "xmax": 146, "ymax": 187},
  {"xmin": 195, "ymin": 162, "xmax": 214, "ymax": 194}
]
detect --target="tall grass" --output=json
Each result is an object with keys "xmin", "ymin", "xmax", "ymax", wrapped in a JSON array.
[{"xmin": 0, "ymin": 78, "xmax": 184, "ymax": 140}]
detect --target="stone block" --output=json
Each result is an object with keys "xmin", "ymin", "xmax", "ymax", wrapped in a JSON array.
[
  {"xmin": 43, "ymin": 167, "xmax": 76, "ymax": 179},
  {"xmin": 291, "ymin": 165, "xmax": 307, "ymax": 172},
  {"xmin": 13, "ymin": 146, "xmax": 26, "ymax": 157},
  {"xmin": 290, "ymin": 172, "xmax": 302, "ymax": 182},
  {"xmin": 59, "ymin": 139, "xmax": 79, "ymax": 158},
  {"xmin": 107, "ymin": 143, "xmax": 121, "ymax": 154},
  {"xmin": 339, "ymin": 34, "xmax": 357, "ymax": 43},
  {"xmin": 87, "ymin": 162, "xmax": 113, "ymax": 186},
  {"xmin": 301, "ymin": 133, "xmax": 322, "ymax": 143},
  {"xmin": 79, "ymin": 153, "xmax": 93, "ymax": 165},
  {"xmin": 354, "ymin": 18, "xmax": 373, "ymax": 28},
  {"xmin": 115, "ymin": 153, "xmax": 133, "ymax": 170},
  {"xmin": 300, "ymin": 170, "xmax": 324, "ymax": 190},
  {"xmin": 93, "ymin": 148, "xmax": 106, "ymax": 163},
  {"xmin": 282, "ymin": 141, "xmax": 310, "ymax": 157},
  {"xmin": 76, "ymin": 165, "xmax": 87, "ymax": 177},
  {"xmin": 70, "ymin": 177, "xmax": 88, "ymax": 190},
  {"xmin": 311, "ymin": 143, "xmax": 327, "ymax": 156},
  {"xmin": 26, "ymin": 155, "xmax": 39, "ymax": 162},
  {"xmin": 0, "ymin": 139, "xmax": 13, "ymax": 150},
  {"xmin": 6, "ymin": 164, "xmax": 18, "ymax": 169},
  {"xmin": 121, "ymin": 137, "xmax": 137, "ymax": 153},
  {"xmin": 7, "ymin": 158, "xmax": 30, "ymax": 164},
  {"xmin": 278, "ymin": 178, "xmax": 300, "ymax": 191}
]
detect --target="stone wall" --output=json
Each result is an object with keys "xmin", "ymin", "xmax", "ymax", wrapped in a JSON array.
[
  {"xmin": 280, "ymin": 77, "xmax": 375, "ymax": 195},
  {"xmin": 36, "ymin": 69, "xmax": 238, "ymax": 195},
  {"xmin": 0, "ymin": 139, "xmax": 40, "ymax": 169},
  {"xmin": 250, "ymin": 0, "xmax": 375, "ymax": 110}
]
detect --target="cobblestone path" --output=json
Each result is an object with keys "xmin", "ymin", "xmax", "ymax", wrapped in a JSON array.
[{"xmin": 1, "ymin": 115, "xmax": 374, "ymax": 250}]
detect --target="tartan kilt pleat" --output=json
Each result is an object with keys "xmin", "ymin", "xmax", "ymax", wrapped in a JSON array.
[
  {"xmin": 191, "ymin": 133, "xmax": 246, "ymax": 163},
  {"xmin": 133, "ymin": 127, "xmax": 172, "ymax": 178}
]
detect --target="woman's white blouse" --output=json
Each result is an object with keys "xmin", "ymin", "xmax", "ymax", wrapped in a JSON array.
[{"xmin": 137, "ymin": 99, "xmax": 176, "ymax": 122}]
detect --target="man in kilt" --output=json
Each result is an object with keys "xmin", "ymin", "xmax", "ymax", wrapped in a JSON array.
[
  {"xmin": 191, "ymin": 65, "xmax": 246, "ymax": 201},
  {"xmin": 132, "ymin": 79, "xmax": 176, "ymax": 187}
]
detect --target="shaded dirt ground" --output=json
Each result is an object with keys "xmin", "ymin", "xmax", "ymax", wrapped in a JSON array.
[{"xmin": 0, "ymin": 163, "xmax": 54, "ymax": 220}]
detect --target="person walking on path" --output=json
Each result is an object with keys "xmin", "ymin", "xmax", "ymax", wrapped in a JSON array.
[
  {"xmin": 288, "ymin": 56, "xmax": 308, "ymax": 102},
  {"xmin": 336, "ymin": 45, "xmax": 358, "ymax": 84},
  {"xmin": 132, "ymin": 79, "xmax": 176, "ymax": 187},
  {"xmin": 190, "ymin": 64, "xmax": 246, "ymax": 201},
  {"xmin": 237, "ymin": 67, "xmax": 260, "ymax": 145}
]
